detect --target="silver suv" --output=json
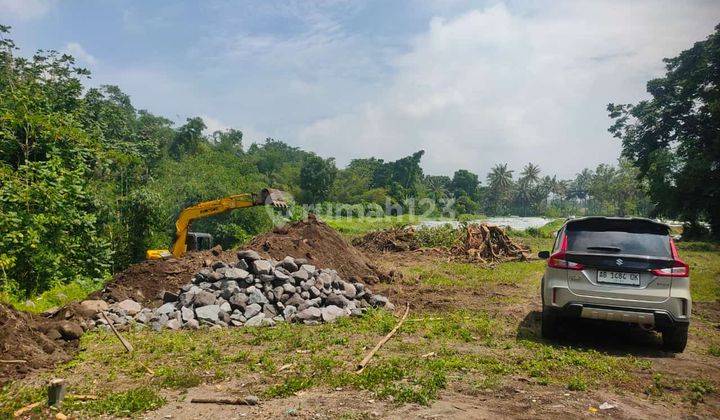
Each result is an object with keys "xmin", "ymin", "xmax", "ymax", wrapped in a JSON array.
[{"xmin": 539, "ymin": 217, "xmax": 691, "ymax": 352}]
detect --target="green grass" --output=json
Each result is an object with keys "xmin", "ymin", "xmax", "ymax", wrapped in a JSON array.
[
  {"xmin": 66, "ymin": 387, "xmax": 165, "ymax": 417},
  {"xmin": 676, "ymin": 242, "xmax": 720, "ymax": 302},
  {"xmin": 405, "ymin": 259, "xmax": 548, "ymax": 288},
  {"xmin": 0, "ymin": 302, "xmax": 662, "ymax": 414},
  {"xmin": 508, "ymin": 219, "xmax": 565, "ymax": 239},
  {"xmin": 323, "ymin": 215, "xmax": 435, "ymax": 238},
  {"xmin": 0, "ymin": 280, "xmax": 103, "ymax": 313}
]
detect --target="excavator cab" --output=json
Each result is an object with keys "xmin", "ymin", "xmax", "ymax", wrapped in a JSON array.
[
  {"xmin": 186, "ymin": 232, "xmax": 213, "ymax": 252},
  {"xmin": 146, "ymin": 188, "xmax": 288, "ymax": 260}
]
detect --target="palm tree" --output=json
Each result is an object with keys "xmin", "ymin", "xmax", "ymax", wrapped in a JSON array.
[
  {"xmin": 487, "ymin": 164, "xmax": 514, "ymax": 214},
  {"xmin": 520, "ymin": 162, "xmax": 541, "ymax": 184},
  {"xmin": 516, "ymin": 178, "xmax": 534, "ymax": 216},
  {"xmin": 488, "ymin": 163, "xmax": 514, "ymax": 190}
]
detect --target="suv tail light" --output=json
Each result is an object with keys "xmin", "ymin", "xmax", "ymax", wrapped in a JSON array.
[
  {"xmin": 547, "ymin": 234, "xmax": 584, "ymax": 271},
  {"xmin": 651, "ymin": 238, "xmax": 689, "ymax": 277}
]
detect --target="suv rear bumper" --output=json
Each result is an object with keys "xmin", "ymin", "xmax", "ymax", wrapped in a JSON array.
[{"xmin": 551, "ymin": 302, "xmax": 690, "ymax": 329}]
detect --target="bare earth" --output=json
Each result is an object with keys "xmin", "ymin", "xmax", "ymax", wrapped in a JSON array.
[{"xmin": 140, "ymin": 250, "xmax": 720, "ymax": 420}]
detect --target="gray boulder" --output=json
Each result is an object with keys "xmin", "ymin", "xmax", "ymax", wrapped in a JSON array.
[
  {"xmin": 370, "ymin": 294, "xmax": 391, "ymax": 308},
  {"xmin": 156, "ymin": 302, "xmax": 176, "ymax": 316},
  {"xmin": 237, "ymin": 249, "xmax": 262, "ymax": 262},
  {"xmin": 219, "ymin": 301, "xmax": 232, "ymax": 313},
  {"xmin": 279, "ymin": 256, "xmax": 298, "ymax": 272},
  {"xmin": 78, "ymin": 300, "xmax": 109, "ymax": 318},
  {"xmin": 300, "ymin": 264, "xmax": 316, "ymax": 273},
  {"xmin": 193, "ymin": 290, "xmax": 217, "ymax": 307},
  {"xmin": 283, "ymin": 305, "xmax": 297, "ymax": 320},
  {"xmin": 228, "ymin": 293, "xmax": 248, "ymax": 310},
  {"xmin": 340, "ymin": 281, "xmax": 357, "ymax": 299},
  {"xmin": 251, "ymin": 260, "xmax": 273, "ymax": 275},
  {"xmin": 321, "ymin": 305, "xmax": 346, "ymax": 323},
  {"xmin": 244, "ymin": 303, "xmax": 262, "ymax": 319},
  {"xmin": 247, "ymin": 289, "xmax": 269, "ymax": 305},
  {"xmin": 296, "ymin": 307, "xmax": 322, "ymax": 321},
  {"xmin": 245, "ymin": 313, "xmax": 265, "ymax": 327},
  {"xmin": 115, "ymin": 299, "xmax": 142, "ymax": 316},
  {"xmin": 162, "ymin": 291, "xmax": 178, "ymax": 303},
  {"xmin": 166, "ymin": 319, "xmax": 182, "ymax": 330},
  {"xmin": 325, "ymin": 293, "xmax": 350, "ymax": 308},
  {"xmin": 181, "ymin": 306, "xmax": 195, "ymax": 322},
  {"xmin": 195, "ymin": 305, "xmax": 221, "ymax": 323},
  {"xmin": 291, "ymin": 268, "xmax": 310, "ymax": 281},
  {"xmin": 224, "ymin": 268, "xmax": 249, "ymax": 280}
]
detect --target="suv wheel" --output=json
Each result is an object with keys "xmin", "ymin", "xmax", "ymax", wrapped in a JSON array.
[
  {"xmin": 661, "ymin": 324, "xmax": 688, "ymax": 353},
  {"xmin": 541, "ymin": 305, "xmax": 560, "ymax": 339}
]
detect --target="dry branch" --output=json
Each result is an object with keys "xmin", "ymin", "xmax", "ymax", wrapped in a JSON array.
[
  {"xmin": 13, "ymin": 401, "xmax": 41, "ymax": 417},
  {"xmin": 356, "ymin": 303, "xmax": 410, "ymax": 374},
  {"xmin": 190, "ymin": 397, "xmax": 258, "ymax": 405},
  {"xmin": 100, "ymin": 311, "xmax": 134, "ymax": 352}
]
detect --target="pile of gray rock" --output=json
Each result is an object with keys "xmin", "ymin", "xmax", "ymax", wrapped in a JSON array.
[{"xmin": 88, "ymin": 250, "xmax": 394, "ymax": 331}]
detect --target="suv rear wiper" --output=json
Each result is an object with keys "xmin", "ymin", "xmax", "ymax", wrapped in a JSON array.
[{"xmin": 586, "ymin": 246, "xmax": 622, "ymax": 252}]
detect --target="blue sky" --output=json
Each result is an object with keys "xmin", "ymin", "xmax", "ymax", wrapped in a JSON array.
[{"xmin": 2, "ymin": 0, "xmax": 719, "ymax": 178}]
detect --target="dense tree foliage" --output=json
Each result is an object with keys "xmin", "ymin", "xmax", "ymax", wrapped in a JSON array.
[
  {"xmin": 609, "ymin": 24, "xmax": 720, "ymax": 237},
  {"xmin": 299, "ymin": 154, "xmax": 337, "ymax": 203},
  {"xmin": 0, "ymin": 26, "xmax": 667, "ymax": 299}
]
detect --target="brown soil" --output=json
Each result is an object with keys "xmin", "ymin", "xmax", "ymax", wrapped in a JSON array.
[
  {"xmin": 248, "ymin": 214, "xmax": 393, "ymax": 283},
  {"xmin": 0, "ymin": 303, "xmax": 79, "ymax": 386},
  {"xmin": 88, "ymin": 248, "xmax": 237, "ymax": 307}
]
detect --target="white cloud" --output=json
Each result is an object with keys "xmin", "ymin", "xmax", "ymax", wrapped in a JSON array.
[
  {"xmin": 200, "ymin": 115, "xmax": 229, "ymax": 135},
  {"xmin": 0, "ymin": 0, "xmax": 54, "ymax": 20},
  {"xmin": 297, "ymin": 1, "xmax": 720, "ymax": 178},
  {"xmin": 65, "ymin": 42, "xmax": 97, "ymax": 65}
]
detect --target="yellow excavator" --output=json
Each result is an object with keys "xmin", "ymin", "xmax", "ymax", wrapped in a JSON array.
[{"xmin": 146, "ymin": 188, "xmax": 287, "ymax": 260}]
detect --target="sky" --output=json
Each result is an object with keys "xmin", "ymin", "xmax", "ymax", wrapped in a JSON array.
[{"xmin": 2, "ymin": 0, "xmax": 719, "ymax": 179}]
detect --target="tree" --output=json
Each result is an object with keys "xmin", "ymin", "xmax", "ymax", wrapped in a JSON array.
[
  {"xmin": 450, "ymin": 169, "xmax": 479, "ymax": 199},
  {"xmin": 371, "ymin": 150, "xmax": 425, "ymax": 199},
  {"xmin": 486, "ymin": 163, "xmax": 514, "ymax": 214},
  {"xmin": 608, "ymin": 25, "xmax": 720, "ymax": 237},
  {"xmin": 330, "ymin": 158, "xmax": 384, "ymax": 203},
  {"xmin": 424, "ymin": 175, "xmax": 452, "ymax": 201},
  {"xmin": 300, "ymin": 154, "xmax": 337, "ymax": 203},
  {"xmin": 516, "ymin": 163, "xmax": 541, "ymax": 215},
  {"xmin": 519, "ymin": 163, "xmax": 541, "ymax": 184},
  {"xmin": 212, "ymin": 128, "xmax": 243, "ymax": 155},
  {"xmin": 169, "ymin": 117, "xmax": 206, "ymax": 159}
]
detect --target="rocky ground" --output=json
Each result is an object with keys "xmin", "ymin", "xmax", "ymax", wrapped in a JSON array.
[{"xmin": 87, "ymin": 250, "xmax": 394, "ymax": 332}]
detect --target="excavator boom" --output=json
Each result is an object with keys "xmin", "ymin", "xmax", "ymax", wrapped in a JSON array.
[{"xmin": 146, "ymin": 188, "xmax": 287, "ymax": 260}]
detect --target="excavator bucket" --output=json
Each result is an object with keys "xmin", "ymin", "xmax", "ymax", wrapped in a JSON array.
[{"xmin": 258, "ymin": 188, "xmax": 289, "ymax": 207}]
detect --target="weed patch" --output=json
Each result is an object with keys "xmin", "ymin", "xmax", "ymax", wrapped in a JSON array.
[{"xmin": 66, "ymin": 387, "xmax": 165, "ymax": 417}]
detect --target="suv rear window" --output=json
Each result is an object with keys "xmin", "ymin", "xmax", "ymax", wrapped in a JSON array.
[{"xmin": 566, "ymin": 230, "xmax": 671, "ymax": 258}]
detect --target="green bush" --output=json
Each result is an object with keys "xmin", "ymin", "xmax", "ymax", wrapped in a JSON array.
[{"xmin": 0, "ymin": 157, "xmax": 111, "ymax": 297}]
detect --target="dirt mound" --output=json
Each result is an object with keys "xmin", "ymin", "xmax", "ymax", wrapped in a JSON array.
[
  {"xmin": 353, "ymin": 227, "xmax": 420, "ymax": 252},
  {"xmin": 0, "ymin": 303, "xmax": 80, "ymax": 385},
  {"xmin": 248, "ymin": 214, "xmax": 390, "ymax": 283},
  {"xmin": 453, "ymin": 223, "xmax": 530, "ymax": 263},
  {"xmin": 90, "ymin": 247, "xmax": 237, "ymax": 307}
]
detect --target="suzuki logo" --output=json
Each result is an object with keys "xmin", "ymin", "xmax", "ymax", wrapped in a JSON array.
[{"xmin": 616, "ymin": 258, "xmax": 624, "ymax": 266}]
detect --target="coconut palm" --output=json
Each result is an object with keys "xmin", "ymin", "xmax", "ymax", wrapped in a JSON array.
[
  {"xmin": 487, "ymin": 163, "xmax": 514, "ymax": 214},
  {"xmin": 520, "ymin": 162, "xmax": 541, "ymax": 184}
]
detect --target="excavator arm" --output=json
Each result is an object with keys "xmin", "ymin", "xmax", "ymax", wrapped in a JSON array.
[{"xmin": 146, "ymin": 188, "xmax": 287, "ymax": 260}]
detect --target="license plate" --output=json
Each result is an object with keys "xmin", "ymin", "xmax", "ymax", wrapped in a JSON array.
[{"xmin": 597, "ymin": 270, "xmax": 640, "ymax": 286}]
